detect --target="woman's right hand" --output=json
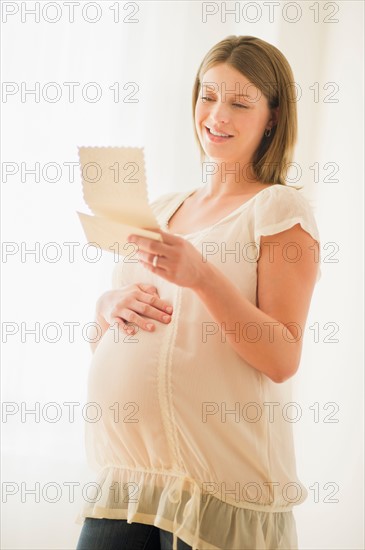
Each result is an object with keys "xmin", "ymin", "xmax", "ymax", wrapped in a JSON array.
[{"xmin": 96, "ymin": 283, "xmax": 173, "ymax": 335}]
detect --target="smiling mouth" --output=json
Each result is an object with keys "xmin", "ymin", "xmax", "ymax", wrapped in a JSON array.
[{"xmin": 205, "ymin": 126, "xmax": 234, "ymax": 138}]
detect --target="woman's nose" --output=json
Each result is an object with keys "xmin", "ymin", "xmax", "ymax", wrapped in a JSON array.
[{"xmin": 209, "ymin": 99, "xmax": 230, "ymax": 123}]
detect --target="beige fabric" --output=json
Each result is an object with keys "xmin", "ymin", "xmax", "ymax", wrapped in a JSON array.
[{"xmin": 75, "ymin": 184, "xmax": 321, "ymax": 549}]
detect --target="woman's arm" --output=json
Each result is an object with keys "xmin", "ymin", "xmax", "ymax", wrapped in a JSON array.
[
  {"xmin": 127, "ymin": 223, "xmax": 319, "ymax": 383},
  {"xmin": 192, "ymin": 223, "xmax": 320, "ymax": 383}
]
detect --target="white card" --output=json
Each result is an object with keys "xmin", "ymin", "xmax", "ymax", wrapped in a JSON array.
[{"xmin": 76, "ymin": 146, "xmax": 163, "ymax": 256}]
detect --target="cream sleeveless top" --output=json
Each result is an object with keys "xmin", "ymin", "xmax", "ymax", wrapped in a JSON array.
[{"xmin": 75, "ymin": 184, "xmax": 321, "ymax": 550}]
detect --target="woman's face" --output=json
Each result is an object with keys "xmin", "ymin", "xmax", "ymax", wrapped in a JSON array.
[{"xmin": 195, "ymin": 62, "xmax": 277, "ymax": 165}]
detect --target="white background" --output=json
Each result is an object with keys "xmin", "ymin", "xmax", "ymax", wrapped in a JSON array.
[{"xmin": 1, "ymin": 1, "xmax": 364, "ymax": 549}]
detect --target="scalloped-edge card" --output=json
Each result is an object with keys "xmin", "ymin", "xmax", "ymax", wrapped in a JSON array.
[{"xmin": 76, "ymin": 146, "xmax": 163, "ymax": 256}]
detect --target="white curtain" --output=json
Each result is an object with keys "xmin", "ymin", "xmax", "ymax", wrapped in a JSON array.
[{"xmin": 1, "ymin": 1, "xmax": 363, "ymax": 548}]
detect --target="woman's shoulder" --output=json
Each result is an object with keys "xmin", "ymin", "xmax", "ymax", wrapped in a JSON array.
[
  {"xmin": 253, "ymin": 183, "xmax": 322, "ymax": 282},
  {"xmin": 253, "ymin": 183, "xmax": 320, "ymax": 245},
  {"xmin": 259, "ymin": 182, "xmax": 306, "ymax": 197},
  {"xmin": 255, "ymin": 183, "xmax": 317, "ymax": 212}
]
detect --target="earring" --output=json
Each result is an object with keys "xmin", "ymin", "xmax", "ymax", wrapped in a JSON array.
[{"xmin": 264, "ymin": 128, "xmax": 272, "ymax": 138}]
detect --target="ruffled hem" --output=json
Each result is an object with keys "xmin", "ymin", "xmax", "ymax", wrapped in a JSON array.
[{"xmin": 75, "ymin": 466, "xmax": 299, "ymax": 550}]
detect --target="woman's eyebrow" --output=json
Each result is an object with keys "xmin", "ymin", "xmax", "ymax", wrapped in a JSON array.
[{"xmin": 201, "ymin": 86, "xmax": 251, "ymax": 99}]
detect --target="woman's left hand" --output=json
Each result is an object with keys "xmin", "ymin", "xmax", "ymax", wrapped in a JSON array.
[{"xmin": 126, "ymin": 229, "xmax": 207, "ymax": 289}]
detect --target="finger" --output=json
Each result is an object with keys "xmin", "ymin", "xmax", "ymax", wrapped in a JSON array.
[
  {"xmin": 146, "ymin": 228, "xmax": 178, "ymax": 245},
  {"xmin": 137, "ymin": 286, "xmax": 173, "ymax": 314},
  {"xmin": 137, "ymin": 290, "xmax": 172, "ymax": 313},
  {"xmin": 116, "ymin": 309, "xmax": 156, "ymax": 332},
  {"xmin": 137, "ymin": 284, "xmax": 173, "ymax": 315},
  {"xmin": 135, "ymin": 239, "xmax": 172, "ymax": 257},
  {"xmin": 137, "ymin": 283, "xmax": 159, "ymax": 295},
  {"xmin": 127, "ymin": 232, "xmax": 180, "ymax": 253},
  {"xmin": 111, "ymin": 317, "xmax": 135, "ymax": 334},
  {"xmin": 142, "ymin": 228, "xmax": 172, "ymax": 242},
  {"xmin": 131, "ymin": 297, "xmax": 172, "ymax": 324},
  {"xmin": 155, "ymin": 229, "xmax": 182, "ymax": 245},
  {"xmin": 139, "ymin": 254, "xmax": 169, "ymax": 272}
]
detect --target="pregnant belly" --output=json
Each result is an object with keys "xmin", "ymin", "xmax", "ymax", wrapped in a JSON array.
[{"xmin": 85, "ymin": 323, "xmax": 171, "ymax": 468}]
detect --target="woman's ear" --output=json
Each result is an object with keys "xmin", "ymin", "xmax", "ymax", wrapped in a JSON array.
[{"xmin": 269, "ymin": 106, "xmax": 279, "ymax": 128}]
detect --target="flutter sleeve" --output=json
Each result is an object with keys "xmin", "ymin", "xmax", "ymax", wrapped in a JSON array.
[{"xmin": 253, "ymin": 185, "xmax": 322, "ymax": 283}]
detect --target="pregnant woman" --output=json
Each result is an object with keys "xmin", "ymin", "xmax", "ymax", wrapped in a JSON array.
[{"xmin": 75, "ymin": 35, "xmax": 321, "ymax": 550}]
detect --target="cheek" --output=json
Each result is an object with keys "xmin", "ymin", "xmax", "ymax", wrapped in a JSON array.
[
  {"xmin": 240, "ymin": 113, "xmax": 265, "ymax": 134},
  {"xmin": 195, "ymin": 100, "xmax": 209, "ymax": 125}
]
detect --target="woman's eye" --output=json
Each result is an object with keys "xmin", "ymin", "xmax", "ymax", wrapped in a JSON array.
[{"xmin": 201, "ymin": 97, "xmax": 247, "ymax": 108}]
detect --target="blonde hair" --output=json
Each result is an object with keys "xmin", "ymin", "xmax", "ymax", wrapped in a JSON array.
[{"xmin": 192, "ymin": 35, "xmax": 298, "ymax": 186}]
